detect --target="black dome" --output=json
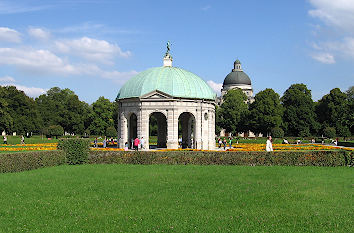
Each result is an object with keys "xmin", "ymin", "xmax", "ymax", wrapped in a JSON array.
[{"xmin": 223, "ymin": 71, "xmax": 251, "ymax": 86}]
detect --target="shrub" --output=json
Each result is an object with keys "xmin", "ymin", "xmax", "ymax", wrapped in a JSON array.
[
  {"xmin": 47, "ymin": 125, "xmax": 64, "ymax": 138},
  {"xmin": 0, "ymin": 151, "xmax": 66, "ymax": 173},
  {"xmin": 88, "ymin": 150, "xmax": 352, "ymax": 167},
  {"xmin": 58, "ymin": 138, "xmax": 90, "ymax": 165},
  {"xmin": 323, "ymin": 127, "xmax": 336, "ymax": 138},
  {"xmin": 271, "ymin": 127, "xmax": 284, "ymax": 138},
  {"xmin": 105, "ymin": 126, "xmax": 117, "ymax": 137}
]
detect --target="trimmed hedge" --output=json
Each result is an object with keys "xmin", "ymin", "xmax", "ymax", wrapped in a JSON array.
[
  {"xmin": 58, "ymin": 138, "xmax": 90, "ymax": 165},
  {"xmin": 0, "ymin": 151, "xmax": 66, "ymax": 173},
  {"xmin": 338, "ymin": 142, "xmax": 354, "ymax": 147},
  {"xmin": 89, "ymin": 150, "xmax": 353, "ymax": 167}
]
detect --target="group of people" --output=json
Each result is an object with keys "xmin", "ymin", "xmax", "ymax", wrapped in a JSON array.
[
  {"xmin": 217, "ymin": 137, "xmax": 233, "ymax": 150},
  {"xmin": 125, "ymin": 137, "xmax": 145, "ymax": 151}
]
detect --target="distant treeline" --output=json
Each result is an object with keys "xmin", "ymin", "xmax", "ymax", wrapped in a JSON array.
[
  {"xmin": 0, "ymin": 84, "xmax": 353, "ymax": 138},
  {"xmin": 216, "ymin": 84, "xmax": 353, "ymax": 138}
]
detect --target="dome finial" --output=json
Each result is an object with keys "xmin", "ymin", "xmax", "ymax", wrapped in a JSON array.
[
  {"xmin": 233, "ymin": 59, "xmax": 242, "ymax": 71},
  {"xmin": 163, "ymin": 41, "xmax": 173, "ymax": 67}
]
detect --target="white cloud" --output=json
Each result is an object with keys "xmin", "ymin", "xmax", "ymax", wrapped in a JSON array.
[
  {"xmin": 55, "ymin": 37, "xmax": 131, "ymax": 64},
  {"xmin": 311, "ymin": 52, "xmax": 335, "ymax": 64},
  {"xmin": 0, "ymin": 2, "xmax": 50, "ymax": 14},
  {"xmin": 207, "ymin": 80, "xmax": 222, "ymax": 95},
  {"xmin": 0, "ymin": 27, "xmax": 21, "ymax": 43},
  {"xmin": 0, "ymin": 75, "xmax": 15, "ymax": 83},
  {"xmin": 0, "ymin": 76, "xmax": 47, "ymax": 97},
  {"xmin": 309, "ymin": 0, "xmax": 354, "ymax": 32},
  {"xmin": 28, "ymin": 27, "xmax": 50, "ymax": 41},
  {"xmin": 201, "ymin": 5, "xmax": 211, "ymax": 11},
  {"xmin": 308, "ymin": 0, "xmax": 354, "ymax": 63},
  {"xmin": 102, "ymin": 70, "xmax": 139, "ymax": 84}
]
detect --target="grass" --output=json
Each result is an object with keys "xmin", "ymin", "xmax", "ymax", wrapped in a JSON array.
[
  {"xmin": 2, "ymin": 135, "xmax": 59, "ymax": 144},
  {"xmin": 0, "ymin": 165, "xmax": 352, "ymax": 232}
]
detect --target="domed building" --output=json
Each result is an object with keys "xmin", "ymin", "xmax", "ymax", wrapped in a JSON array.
[
  {"xmin": 117, "ymin": 44, "xmax": 216, "ymax": 150},
  {"xmin": 221, "ymin": 59, "xmax": 254, "ymax": 103}
]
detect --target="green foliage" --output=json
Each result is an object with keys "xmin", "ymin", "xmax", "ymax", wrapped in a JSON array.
[
  {"xmin": 47, "ymin": 125, "xmax": 64, "ymax": 138},
  {"xmin": 281, "ymin": 84, "xmax": 318, "ymax": 137},
  {"xmin": 36, "ymin": 87, "xmax": 90, "ymax": 135},
  {"xmin": 249, "ymin": 88, "xmax": 283, "ymax": 135},
  {"xmin": 271, "ymin": 127, "xmax": 284, "ymax": 138},
  {"xmin": 0, "ymin": 86, "xmax": 42, "ymax": 134},
  {"xmin": 323, "ymin": 127, "xmax": 336, "ymax": 138},
  {"xmin": 218, "ymin": 89, "xmax": 249, "ymax": 135},
  {"xmin": 316, "ymin": 88, "xmax": 351, "ymax": 137},
  {"xmin": 88, "ymin": 96, "xmax": 115, "ymax": 135},
  {"xmin": 0, "ymin": 151, "xmax": 65, "ymax": 173},
  {"xmin": 58, "ymin": 138, "xmax": 90, "ymax": 165},
  {"xmin": 89, "ymin": 150, "xmax": 352, "ymax": 167},
  {"xmin": 105, "ymin": 126, "xmax": 117, "ymax": 137},
  {"xmin": 149, "ymin": 114, "xmax": 158, "ymax": 136}
]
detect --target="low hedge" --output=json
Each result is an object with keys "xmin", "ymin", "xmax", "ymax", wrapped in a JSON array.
[
  {"xmin": 338, "ymin": 141, "xmax": 354, "ymax": 147},
  {"xmin": 0, "ymin": 151, "xmax": 66, "ymax": 173},
  {"xmin": 58, "ymin": 138, "xmax": 90, "ymax": 165},
  {"xmin": 89, "ymin": 150, "xmax": 353, "ymax": 167}
]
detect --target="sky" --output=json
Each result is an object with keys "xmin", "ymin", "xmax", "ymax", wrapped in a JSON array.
[{"xmin": 0, "ymin": 0, "xmax": 353, "ymax": 103}]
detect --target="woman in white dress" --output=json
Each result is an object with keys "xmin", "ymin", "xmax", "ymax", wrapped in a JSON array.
[{"xmin": 266, "ymin": 136, "xmax": 273, "ymax": 152}]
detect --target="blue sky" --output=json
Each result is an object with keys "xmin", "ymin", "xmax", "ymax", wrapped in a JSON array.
[{"xmin": 0, "ymin": 0, "xmax": 353, "ymax": 103}]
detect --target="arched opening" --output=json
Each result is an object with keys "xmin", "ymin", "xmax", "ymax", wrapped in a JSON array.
[
  {"xmin": 128, "ymin": 113, "xmax": 137, "ymax": 148},
  {"xmin": 178, "ymin": 112, "xmax": 195, "ymax": 149},
  {"xmin": 149, "ymin": 112, "xmax": 167, "ymax": 149}
]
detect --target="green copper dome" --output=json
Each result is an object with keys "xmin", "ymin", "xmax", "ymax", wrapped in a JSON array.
[{"xmin": 117, "ymin": 66, "xmax": 216, "ymax": 100}]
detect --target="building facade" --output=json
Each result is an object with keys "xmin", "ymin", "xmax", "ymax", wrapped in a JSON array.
[{"xmin": 117, "ymin": 46, "xmax": 217, "ymax": 150}]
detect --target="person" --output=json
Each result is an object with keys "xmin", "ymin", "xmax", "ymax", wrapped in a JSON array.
[
  {"xmin": 218, "ymin": 138, "xmax": 222, "ymax": 148},
  {"xmin": 21, "ymin": 135, "xmax": 25, "ymax": 145},
  {"xmin": 228, "ymin": 137, "xmax": 232, "ymax": 149},
  {"xmin": 223, "ymin": 138, "xmax": 227, "ymax": 150},
  {"xmin": 124, "ymin": 142, "xmax": 129, "ymax": 151},
  {"xmin": 334, "ymin": 138, "xmax": 338, "ymax": 146},
  {"xmin": 134, "ymin": 137, "xmax": 140, "ymax": 151},
  {"xmin": 178, "ymin": 137, "xmax": 182, "ymax": 148},
  {"xmin": 3, "ymin": 135, "xmax": 7, "ymax": 144},
  {"xmin": 283, "ymin": 138, "xmax": 289, "ymax": 144},
  {"xmin": 103, "ymin": 137, "xmax": 107, "ymax": 148},
  {"xmin": 94, "ymin": 137, "xmax": 98, "ymax": 148},
  {"xmin": 140, "ymin": 137, "xmax": 145, "ymax": 150},
  {"xmin": 266, "ymin": 136, "xmax": 273, "ymax": 152}
]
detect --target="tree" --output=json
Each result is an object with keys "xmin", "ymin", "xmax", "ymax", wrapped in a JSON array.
[
  {"xmin": 316, "ymin": 88, "xmax": 350, "ymax": 137},
  {"xmin": 346, "ymin": 86, "xmax": 354, "ymax": 135},
  {"xmin": 105, "ymin": 126, "xmax": 117, "ymax": 137},
  {"xmin": 88, "ymin": 97, "xmax": 115, "ymax": 135},
  {"xmin": 218, "ymin": 89, "xmax": 249, "ymax": 135},
  {"xmin": 0, "ymin": 87, "xmax": 13, "ymax": 133},
  {"xmin": 36, "ymin": 87, "xmax": 90, "ymax": 135},
  {"xmin": 248, "ymin": 88, "xmax": 283, "ymax": 136},
  {"xmin": 281, "ymin": 84, "xmax": 318, "ymax": 137},
  {"xmin": 1, "ymin": 86, "xmax": 42, "ymax": 135},
  {"xmin": 47, "ymin": 125, "xmax": 64, "ymax": 138},
  {"xmin": 323, "ymin": 127, "xmax": 336, "ymax": 138}
]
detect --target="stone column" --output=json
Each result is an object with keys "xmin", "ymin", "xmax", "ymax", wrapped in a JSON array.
[
  {"xmin": 194, "ymin": 109, "xmax": 202, "ymax": 150},
  {"xmin": 119, "ymin": 112, "xmax": 128, "ymax": 148},
  {"xmin": 167, "ymin": 108, "xmax": 178, "ymax": 149}
]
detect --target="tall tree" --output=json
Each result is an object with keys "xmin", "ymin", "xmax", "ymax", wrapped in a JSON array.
[
  {"xmin": 88, "ymin": 96, "xmax": 115, "ymax": 135},
  {"xmin": 248, "ymin": 88, "xmax": 283, "ymax": 136},
  {"xmin": 36, "ymin": 87, "xmax": 90, "ymax": 134},
  {"xmin": 281, "ymin": 84, "xmax": 318, "ymax": 137},
  {"xmin": 346, "ymin": 86, "xmax": 354, "ymax": 135},
  {"xmin": 316, "ymin": 88, "xmax": 351, "ymax": 137},
  {"xmin": 0, "ymin": 87, "xmax": 13, "ymax": 133},
  {"xmin": 218, "ymin": 88, "xmax": 249, "ymax": 135},
  {"xmin": 1, "ymin": 86, "xmax": 42, "ymax": 134}
]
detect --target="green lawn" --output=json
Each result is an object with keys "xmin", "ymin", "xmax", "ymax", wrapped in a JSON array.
[
  {"xmin": 2, "ymin": 135, "xmax": 59, "ymax": 144},
  {"xmin": 0, "ymin": 165, "xmax": 352, "ymax": 232}
]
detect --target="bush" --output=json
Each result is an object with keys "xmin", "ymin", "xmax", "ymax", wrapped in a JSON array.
[
  {"xmin": 58, "ymin": 138, "xmax": 90, "ymax": 165},
  {"xmin": 271, "ymin": 127, "xmax": 284, "ymax": 138},
  {"xmin": 89, "ymin": 150, "xmax": 352, "ymax": 167},
  {"xmin": 47, "ymin": 125, "xmax": 64, "ymax": 138},
  {"xmin": 105, "ymin": 126, "xmax": 117, "ymax": 137},
  {"xmin": 0, "ymin": 151, "xmax": 66, "ymax": 173},
  {"xmin": 323, "ymin": 127, "xmax": 336, "ymax": 138}
]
